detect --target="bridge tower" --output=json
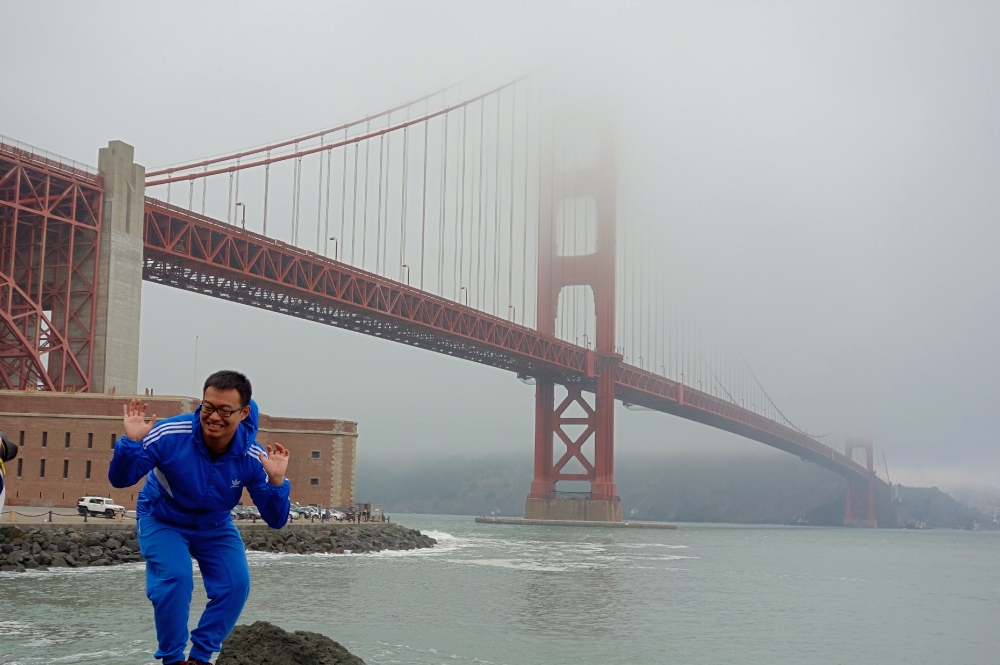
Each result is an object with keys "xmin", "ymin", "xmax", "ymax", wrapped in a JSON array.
[
  {"xmin": 525, "ymin": 102, "xmax": 622, "ymax": 522},
  {"xmin": 0, "ymin": 139, "xmax": 143, "ymax": 394},
  {"xmin": 844, "ymin": 437, "xmax": 877, "ymax": 527}
]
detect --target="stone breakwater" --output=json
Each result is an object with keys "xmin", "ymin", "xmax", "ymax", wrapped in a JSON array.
[
  {"xmin": 0, "ymin": 523, "xmax": 436, "ymax": 572},
  {"xmin": 242, "ymin": 523, "xmax": 436, "ymax": 555}
]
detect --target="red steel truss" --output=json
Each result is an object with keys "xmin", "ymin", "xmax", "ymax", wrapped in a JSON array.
[
  {"xmin": 843, "ymin": 438, "xmax": 878, "ymax": 526},
  {"xmin": 142, "ymin": 196, "xmax": 882, "ymax": 493},
  {"xmin": 142, "ymin": 198, "xmax": 595, "ymax": 383},
  {"xmin": 0, "ymin": 141, "xmax": 103, "ymax": 392}
]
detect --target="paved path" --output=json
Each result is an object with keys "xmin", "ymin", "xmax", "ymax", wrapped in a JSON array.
[
  {"xmin": 2, "ymin": 506, "xmax": 392, "ymax": 527},
  {"xmin": 1, "ymin": 506, "xmax": 132, "ymax": 525}
]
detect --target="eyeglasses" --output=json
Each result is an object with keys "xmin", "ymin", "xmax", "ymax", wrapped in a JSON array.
[{"xmin": 200, "ymin": 402, "xmax": 244, "ymax": 418}]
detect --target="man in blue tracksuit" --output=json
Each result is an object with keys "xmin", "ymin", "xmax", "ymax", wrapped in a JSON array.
[{"xmin": 110, "ymin": 370, "xmax": 291, "ymax": 665}]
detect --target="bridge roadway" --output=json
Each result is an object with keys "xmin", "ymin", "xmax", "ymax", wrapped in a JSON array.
[{"xmin": 142, "ymin": 197, "xmax": 879, "ymax": 487}]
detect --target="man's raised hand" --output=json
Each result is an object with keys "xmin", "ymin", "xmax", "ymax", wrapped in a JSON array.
[
  {"xmin": 123, "ymin": 399, "xmax": 157, "ymax": 441},
  {"xmin": 260, "ymin": 443, "xmax": 290, "ymax": 486}
]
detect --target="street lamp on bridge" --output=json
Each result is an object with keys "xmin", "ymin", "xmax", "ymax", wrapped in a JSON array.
[{"xmin": 235, "ymin": 202, "xmax": 246, "ymax": 229}]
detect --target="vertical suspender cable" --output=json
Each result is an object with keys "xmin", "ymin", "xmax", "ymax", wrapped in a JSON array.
[
  {"xmin": 361, "ymin": 128, "xmax": 371, "ymax": 270},
  {"xmin": 316, "ymin": 139, "xmax": 324, "ymax": 253},
  {"xmin": 638, "ymin": 224, "xmax": 644, "ymax": 367},
  {"xmin": 233, "ymin": 158, "xmax": 241, "ymax": 225},
  {"xmin": 375, "ymin": 134, "xmax": 385, "ymax": 275},
  {"xmin": 381, "ymin": 128, "xmax": 391, "ymax": 275},
  {"xmin": 492, "ymin": 91, "xmax": 502, "ymax": 315},
  {"xmin": 201, "ymin": 166, "xmax": 207, "ymax": 215},
  {"xmin": 351, "ymin": 141, "xmax": 360, "ymax": 264},
  {"xmin": 521, "ymin": 80, "xmax": 530, "ymax": 326},
  {"xmin": 419, "ymin": 116, "xmax": 429, "ymax": 290},
  {"xmin": 400, "ymin": 126, "xmax": 409, "ymax": 280},
  {"xmin": 339, "ymin": 130, "xmax": 348, "ymax": 261},
  {"xmin": 613, "ymin": 162, "xmax": 620, "ymax": 352},
  {"xmin": 294, "ymin": 155, "xmax": 303, "ymax": 245},
  {"xmin": 438, "ymin": 112, "xmax": 449, "ymax": 294},
  {"xmin": 323, "ymin": 148, "xmax": 332, "ymax": 256},
  {"xmin": 476, "ymin": 99, "xmax": 485, "ymax": 309},
  {"xmin": 262, "ymin": 155, "xmax": 270, "ymax": 236},
  {"xmin": 291, "ymin": 143, "xmax": 299, "ymax": 242},
  {"xmin": 653, "ymin": 268, "xmax": 658, "ymax": 372},
  {"xmin": 507, "ymin": 85, "xmax": 516, "ymax": 320},
  {"xmin": 572, "ymin": 118, "xmax": 580, "ymax": 344},
  {"xmin": 227, "ymin": 172, "xmax": 234, "ymax": 224},
  {"xmin": 457, "ymin": 106, "xmax": 467, "ymax": 300},
  {"xmin": 452, "ymin": 108, "xmax": 464, "ymax": 300},
  {"xmin": 558, "ymin": 113, "xmax": 568, "ymax": 340}
]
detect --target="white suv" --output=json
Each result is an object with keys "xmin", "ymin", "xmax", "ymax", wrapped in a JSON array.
[{"xmin": 77, "ymin": 496, "xmax": 126, "ymax": 518}]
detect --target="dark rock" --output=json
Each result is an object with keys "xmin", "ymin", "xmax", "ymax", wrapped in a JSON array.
[
  {"xmin": 0, "ymin": 526, "xmax": 26, "ymax": 540},
  {"xmin": 217, "ymin": 621, "xmax": 365, "ymax": 665}
]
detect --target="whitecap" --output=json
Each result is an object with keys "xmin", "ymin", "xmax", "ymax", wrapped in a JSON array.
[{"xmin": 445, "ymin": 558, "xmax": 570, "ymax": 572}]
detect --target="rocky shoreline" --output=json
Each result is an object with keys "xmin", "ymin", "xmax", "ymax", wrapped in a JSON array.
[{"xmin": 0, "ymin": 523, "xmax": 436, "ymax": 573}]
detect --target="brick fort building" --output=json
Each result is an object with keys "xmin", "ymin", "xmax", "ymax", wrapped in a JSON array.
[{"xmin": 0, "ymin": 390, "xmax": 357, "ymax": 512}]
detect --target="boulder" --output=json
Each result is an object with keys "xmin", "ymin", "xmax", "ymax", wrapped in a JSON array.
[{"xmin": 217, "ymin": 621, "xmax": 365, "ymax": 665}]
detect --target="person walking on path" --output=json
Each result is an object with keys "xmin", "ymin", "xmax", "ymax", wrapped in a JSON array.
[{"xmin": 109, "ymin": 370, "xmax": 291, "ymax": 665}]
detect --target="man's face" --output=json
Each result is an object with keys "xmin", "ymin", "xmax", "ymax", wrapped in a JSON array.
[{"xmin": 199, "ymin": 386, "xmax": 250, "ymax": 450}]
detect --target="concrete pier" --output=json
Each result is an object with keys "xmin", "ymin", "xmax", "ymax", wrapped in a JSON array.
[
  {"xmin": 92, "ymin": 141, "xmax": 145, "ymax": 394},
  {"xmin": 524, "ymin": 495, "xmax": 622, "ymax": 522}
]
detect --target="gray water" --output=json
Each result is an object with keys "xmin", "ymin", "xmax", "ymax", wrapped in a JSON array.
[{"xmin": 1, "ymin": 516, "xmax": 997, "ymax": 665}]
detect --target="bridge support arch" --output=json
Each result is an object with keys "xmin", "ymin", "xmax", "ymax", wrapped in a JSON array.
[
  {"xmin": 844, "ymin": 437, "xmax": 877, "ymax": 527},
  {"xmin": 0, "ymin": 139, "xmax": 143, "ymax": 394},
  {"xmin": 525, "ymin": 101, "xmax": 621, "ymax": 522}
]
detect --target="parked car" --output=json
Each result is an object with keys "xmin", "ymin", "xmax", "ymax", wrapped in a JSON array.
[{"xmin": 77, "ymin": 496, "xmax": 126, "ymax": 518}]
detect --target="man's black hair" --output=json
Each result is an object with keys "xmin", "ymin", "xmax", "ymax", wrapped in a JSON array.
[{"xmin": 203, "ymin": 370, "xmax": 252, "ymax": 406}]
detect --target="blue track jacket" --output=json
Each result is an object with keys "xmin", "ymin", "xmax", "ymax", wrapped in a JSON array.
[{"xmin": 109, "ymin": 401, "xmax": 290, "ymax": 529}]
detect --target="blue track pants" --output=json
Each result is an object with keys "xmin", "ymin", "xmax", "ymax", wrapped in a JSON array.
[{"xmin": 137, "ymin": 516, "xmax": 250, "ymax": 663}]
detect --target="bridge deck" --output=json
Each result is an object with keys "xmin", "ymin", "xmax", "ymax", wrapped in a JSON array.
[{"xmin": 143, "ymin": 197, "xmax": 878, "ymax": 485}]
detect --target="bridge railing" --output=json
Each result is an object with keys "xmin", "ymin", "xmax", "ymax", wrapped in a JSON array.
[
  {"xmin": 0, "ymin": 134, "xmax": 101, "ymax": 183},
  {"xmin": 614, "ymin": 363, "xmax": 877, "ymax": 483}
]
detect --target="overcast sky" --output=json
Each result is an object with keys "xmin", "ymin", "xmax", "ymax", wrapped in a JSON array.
[{"xmin": 4, "ymin": 1, "xmax": 998, "ymax": 489}]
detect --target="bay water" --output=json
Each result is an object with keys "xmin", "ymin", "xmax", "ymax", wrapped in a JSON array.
[{"xmin": 1, "ymin": 515, "xmax": 997, "ymax": 664}]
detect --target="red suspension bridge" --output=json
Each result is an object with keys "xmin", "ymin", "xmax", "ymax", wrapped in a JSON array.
[{"xmin": 0, "ymin": 74, "xmax": 882, "ymax": 526}]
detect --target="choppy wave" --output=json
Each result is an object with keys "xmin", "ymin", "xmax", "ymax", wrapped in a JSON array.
[
  {"xmin": 445, "ymin": 557, "xmax": 573, "ymax": 572},
  {"xmin": 0, "ymin": 561, "xmax": 146, "ymax": 580},
  {"xmin": 371, "ymin": 640, "xmax": 506, "ymax": 665},
  {"xmin": 0, "ymin": 620, "xmax": 152, "ymax": 664}
]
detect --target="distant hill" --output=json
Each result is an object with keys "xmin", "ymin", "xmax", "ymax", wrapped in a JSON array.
[{"xmin": 357, "ymin": 451, "xmax": 995, "ymax": 529}]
